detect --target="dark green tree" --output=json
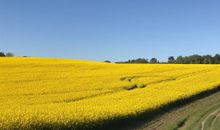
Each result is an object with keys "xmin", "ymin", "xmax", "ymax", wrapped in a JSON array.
[
  {"xmin": 104, "ymin": 60, "xmax": 111, "ymax": 63},
  {"xmin": 189, "ymin": 55, "xmax": 203, "ymax": 64},
  {"xmin": 214, "ymin": 54, "xmax": 220, "ymax": 64},
  {"xmin": 150, "ymin": 58, "xmax": 159, "ymax": 63},
  {"xmin": 0, "ymin": 52, "xmax": 5, "ymax": 57},
  {"xmin": 203, "ymin": 55, "xmax": 213, "ymax": 64},
  {"xmin": 168, "ymin": 56, "xmax": 175, "ymax": 63}
]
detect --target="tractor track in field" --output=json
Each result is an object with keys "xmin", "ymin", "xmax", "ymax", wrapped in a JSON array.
[
  {"xmin": 200, "ymin": 109, "xmax": 220, "ymax": 130},
  {"xmin": 121, "ymin": 68, "xmax": 214, "ymax": 91},
  {"xmin": 5, "ymin": 68, "xmax": 215, "ymax": 106},
  {"xmin": 210, "ymin": 111, "xmax": 220, "ymax": 130},
  {"xmin": 173, "ymin": 101, "xmax": 220, "ymax": 130},
  {"xmin": 52, "ymin": 69, "xmax": 213, "ymax": 103}
]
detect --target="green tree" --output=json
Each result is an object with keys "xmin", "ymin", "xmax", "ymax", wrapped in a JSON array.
[
  {"xmin": 203, "ymin": 55, "xmax": 213, "ymax": 64},
  {"xmin": 104, "ymin": 60, "xmax": 111, "ymax": 63},
  {"xmin": 150, "ymin": 58, "xmax": 159, "ymax": 63},
  {"xmin": 168, "ymin": 56, "xmax": 175, "ymax": 63},
  {"xmin": 6, "ymin": 52, "xmax": 14, "ymax": 57},
  {"xmin": 0, "ymin": 52, "xmax": 5, "ymax": 57},
  {"xmin": 214, "ymin": 54, "xmax": 220, "ymax": 64},
  {"xmin": 176, "ymin": 56, "xmax": 183, "ymax": 64},
  {"xmin": 189, "ymin": 55, "xmax": 203, "ymax": 64}
]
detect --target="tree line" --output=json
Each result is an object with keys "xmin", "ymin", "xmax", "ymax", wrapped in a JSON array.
[
  {"xmin": 0, "ymin": 51, "xmax": 14, "ymax": 57},
  {"xmin": 1, "ymin": 51, "xmax": 220, "ymax": 64},
  {"xmin": 169, "ymin": 54, "xmax": 220, "ymax": 64},
  {"xmin": 115, "ymin": 58, "xmax": 158, "ymax": 64},
  {"xmin": 115, "ymin": 54, "xmax": 220, "ymax": 64}
]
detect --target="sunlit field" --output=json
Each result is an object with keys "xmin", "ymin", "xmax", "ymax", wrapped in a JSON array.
[{"xmin": 1, "ymin": 57, "xmax": 220, "ymax": 129}]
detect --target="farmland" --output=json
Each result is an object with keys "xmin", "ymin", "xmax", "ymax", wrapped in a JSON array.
[{"xmin": 1, "ymin": 57, "xmax": 220, "ymax": 130}]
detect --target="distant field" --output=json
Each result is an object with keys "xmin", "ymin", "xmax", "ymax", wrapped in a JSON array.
[{"xmin": 1, "ymin": 57, "xmax": 220, "ymax": 129}]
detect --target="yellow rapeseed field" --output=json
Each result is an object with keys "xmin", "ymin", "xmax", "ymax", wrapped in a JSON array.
[{"xmin": 1, "ymin": 57, "xmax": 220, "ymax": 129}]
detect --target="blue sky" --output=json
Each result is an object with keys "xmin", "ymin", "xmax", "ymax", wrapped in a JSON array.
[{"xmin": 0, "ymin": 0, "xmax": 220, "ymax": 61}]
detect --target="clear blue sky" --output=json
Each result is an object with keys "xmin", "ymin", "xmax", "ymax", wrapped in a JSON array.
[{"xmin": 0, "ymin": 0, "xmax": 220, "ymax": 61}]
